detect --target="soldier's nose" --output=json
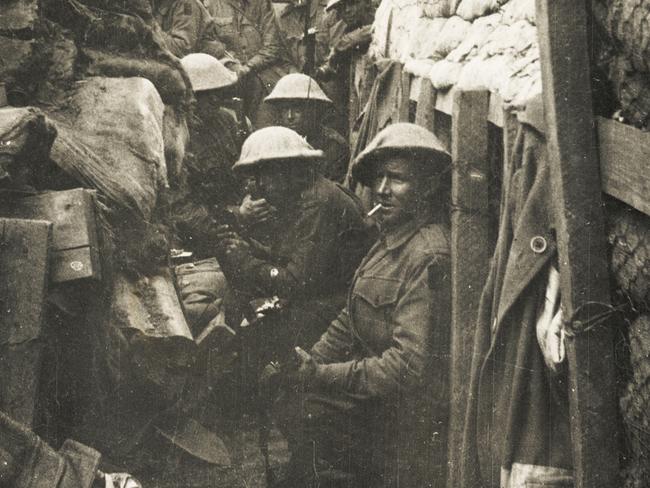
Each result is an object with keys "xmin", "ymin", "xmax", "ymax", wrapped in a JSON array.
[{"xmin": 376, "ymin": 175, "xmax": 389, "ymax": 194}]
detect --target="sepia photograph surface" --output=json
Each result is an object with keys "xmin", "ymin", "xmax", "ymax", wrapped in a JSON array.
[{"xmin": 0, "ymin": 0, "xmax": 647, "ymax": 487}]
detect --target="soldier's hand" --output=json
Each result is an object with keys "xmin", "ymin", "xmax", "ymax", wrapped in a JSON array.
[
  {"xmin": 215, "ymin": 224, "xmax": 249, "ymax": 255},
  {"xmin": 285, "ymin": 347, "xmax": 317, "ymax": 387},
  {"xmin": 232, "ymin": 63, "xmax": 252, "ymax": 81},
  {"xmin": 238, "ymin": 194, "xmax": 276, "ymax": 226},
  {"xmin": 334, "ymin": 25, "xmax": 373, "ymax": 53}
]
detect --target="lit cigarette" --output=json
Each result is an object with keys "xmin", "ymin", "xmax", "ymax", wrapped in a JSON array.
[{"xmin": 367, "ymin": 204, "xmax": 382, "ymax": 217}]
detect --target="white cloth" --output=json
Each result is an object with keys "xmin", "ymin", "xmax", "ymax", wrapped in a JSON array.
[
  {"xmin": 104, "ymin": 473, "xmax": 142, "ymax": 488},
  {"xmin": 535, "ymin": 265, "xmax": 566, "ymax": 372}
]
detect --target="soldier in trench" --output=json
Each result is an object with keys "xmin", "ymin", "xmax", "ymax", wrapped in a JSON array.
[{"xmin": 270, "ymin": 123, "xmax": 453, "ymax": 487}]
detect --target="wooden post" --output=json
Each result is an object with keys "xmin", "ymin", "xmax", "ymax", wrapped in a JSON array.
[
  {"xmin": 536, "ymin": 1, "xmax": 620, "ymax": 486},
  {"xmin": 447, "ymin": 90, "xmax": 491, "ymax": 488},
  {"xmin": 415, "ymin": 78, "xmax": 436, "ymax": 131},
  {"xmin": 399, "ymin": 71, "xmax": 412, "ymax": 122}
]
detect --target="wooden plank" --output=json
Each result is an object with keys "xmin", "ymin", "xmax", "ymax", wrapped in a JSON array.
[
  {"xmin": 51, "ymin": 246, "xmax": 99, "ymax": 283},
  {"xmin": 536, "ymin": 1, "xmax": 620, "ymax": 486},
  {"xmin": 447, "ymin": 89, "xmax": 491, "ymax": 488},
  {"xmin": 399, "ymin": 71, "xmax": 412, "ymax": 122},
  {"xmin": 435, "ymin": 87, "xmax": 505, "ymax": 127},
  {"xmin": 426, "ymin": 88, "xmax": 650, "ymax": 216},
  {"xmin": 415, "ymin": 78, "xmax": 436, "ymax": 131},
  {"xmin": 0, "ymin": 218, "xmax": 51, "ymax": 426},
  {"xmin": 597, "ymin": 116, "xmax": 650, "ymax": 216}
]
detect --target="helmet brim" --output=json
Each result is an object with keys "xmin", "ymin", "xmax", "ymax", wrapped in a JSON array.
[
  {"xmin": 264, "ymin": 95, "xmax": 333, "ymax": 106},
  {"xmin": 232, "ymin": 151, "xmax": 325, "ymax": 174},
  {"xmin": 351, "ymin": 147, "xmax": 451, "ymax": 187}
]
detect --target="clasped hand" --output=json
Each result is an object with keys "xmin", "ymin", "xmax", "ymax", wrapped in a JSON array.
[
  {"xmin": 284, "ymin": 347, "xmax": 317, "ymax": 386},
  {"xmin": 238, "ymin": 194, "xmax": 276, "ymax": 226},
  {"xmin": 215, "ymin": 224, "xmax": 250, "ymax": 256}
]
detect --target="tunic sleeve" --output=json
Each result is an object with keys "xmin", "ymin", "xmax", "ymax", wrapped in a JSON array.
[
  {"xmin": 159, "ymin": 0, "xmax": 202, "ymax": 56},
  {"xmin": 310, "ymin": 307, "xmax": 355, "ymax": 364},
  {"xmin": 217, "ymin": 202, "xmax": 335, "ymax": 299},
  {"xmin": 245, "ymin": 0, "xmax": 283, "ymax": 72}
]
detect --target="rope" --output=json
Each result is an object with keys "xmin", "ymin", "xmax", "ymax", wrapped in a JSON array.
[{"xmin": 562, "ymin": 301, "xmax": 626, "ymax": 337}]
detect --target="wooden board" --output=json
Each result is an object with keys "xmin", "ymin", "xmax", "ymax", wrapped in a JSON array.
[
  {"xmin": 597, "ymin": 116, "xmax": 650, "ymax": 216},
  {"xmin": 0, "ymin": 218, "xmax": 51, "ymax": 426},
  {"xmin": 399, "ymin": 71, "xmax": 412, "ymax": 122},
  {"xmin": 415, "ymin": 78, "xmax": 436, "ymax": 131},
  {"xmin": 0, "ymin": 188, "xmax": 101, "ymax": 283},
  {"xmin": 447, "ymin": 89, "xmax": 491, "ymax": 488},
  {"xmin": 536, "ymin": 0, "xmax": 620, "ymax": 486},
  {"xmin": 434, "ymin": 86, "xmax": 505, "ymax": 128}
]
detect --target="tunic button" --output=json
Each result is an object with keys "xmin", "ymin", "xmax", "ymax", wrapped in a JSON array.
[{"xmin": 530, "ymin": 236, "xmax": 547, "ymax": 254}]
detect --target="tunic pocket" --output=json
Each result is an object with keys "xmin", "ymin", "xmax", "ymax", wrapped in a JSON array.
[
  {"xmin": 213, "ymin": 16, "xmax": 237, "ymax": 45},
  {"xmin": 353, "ymin": 276, "xmax": 401, "ymax": 308}
]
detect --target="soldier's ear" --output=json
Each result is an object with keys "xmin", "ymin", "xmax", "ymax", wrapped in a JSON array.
[{"xmin": 418, "ymin": 173, "xmax": 441, "ymax": 198}]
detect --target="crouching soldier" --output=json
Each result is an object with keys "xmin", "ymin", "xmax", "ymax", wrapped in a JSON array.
[
  {"xmin": 273, "ymin": 123, "xmax": 452, "ymax": 487},
  {"xmin": 264, "ymin": 73, "xmax": 350, "ymax": 182},
  {"xmin": 214, "ymin": 126, "xmax": 369, "ymax": 367},
  {"xmin": 165, "ymin": 53, "xmax": 246, "ymax": 334}
]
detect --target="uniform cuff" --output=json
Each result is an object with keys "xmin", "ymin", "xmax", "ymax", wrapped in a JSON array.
[{"xmin": 311, "ymin": 362, "xmax": 348, "ymax": 390}]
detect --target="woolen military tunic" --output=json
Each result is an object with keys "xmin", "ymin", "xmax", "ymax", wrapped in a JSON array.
[{"xmin": 281, "ymin": 218, "xmax": 452, "ymax": 486}]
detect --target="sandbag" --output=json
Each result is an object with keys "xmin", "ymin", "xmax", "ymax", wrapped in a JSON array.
[
  {"xmin": 163, "ymin": 105, "xmax": 189, "ymax": 185},
  {"xmin": 110, "ymin": 267, "xmax": 196, "ymax": 388},
  {"xmin": 418, "ymin": 0, "xmax": 460, "ymax": 19},
  {"xmin": 175, "ymin": 258, "xmax": 228, "ymax": 335},
  {"xmin": 82, "ymin": 49, "xmax": 188, "ymax": 106},
  {"xmin": 42, "ymin": 0, "xmax": 192, "ymax": 108},
  {"xmin": 591, "ymin": 0, "xmax": 650, "ymax": 126},
  {"xmin": 429, "ymin": 59, "xmax": 462, "ymax": 89},
  {"xmin": 0, "ymin": 107, "xmax": 57, "ymax": 186},
  {"xmin": 0, "ymin": 37, "xmax": 38, "ymax": 97},
  {"xmin": 607, "ymin": 203, "xmax": 650, "ymax": 310},
  {"xmin": 446, "ymin": 12, "xmax": 500, "ymax": 63},
  {"xmin": 455, "ymin": 0, "xmax": 505, "ymax": 21},
  {"xmin": 0, "ymin": 0, "xmax": 39, "ymax": 31},
  {"xmin": 407, "ymin": 17, "xmax": 448, "ymax": 60},
  {"xmin": 0, "ymin": 107, "xmax": 56, "ymax": 162},
  {"xmin": 431, "ymin": 16, "xmax": 472, "ymax": 59},
  {"xmin": 501, "ymin": 0, "xmax": 535, "ymax": 26},
  {"xmin": 49, "ymin": 77, "xmax": 167, "ymax": 219},
  {"xmin": 620, "ymin": 314, "xmax": 650, "ymax": 488}
]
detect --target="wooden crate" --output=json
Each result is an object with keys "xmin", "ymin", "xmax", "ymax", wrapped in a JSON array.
[
  {"xmin": 0, "ymin": 218, "xmax": 51, "ymax": 426},
  {"xmin": 0, "ymin": 188, "xmax": 101, "ymax": 283}
]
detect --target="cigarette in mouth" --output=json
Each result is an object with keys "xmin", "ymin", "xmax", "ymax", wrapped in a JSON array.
[{"xmin": 367, "ymin": 204, "xmax": 382, "ymax": 217}]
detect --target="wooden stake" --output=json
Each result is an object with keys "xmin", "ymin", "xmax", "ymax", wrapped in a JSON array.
[
  {"xmin": 447, "ymin": 90, "xmax": 491, "ymax": 488},
  {"xmin": 536, "ymin": 1, "xmax": 620, "ymax": 486}
]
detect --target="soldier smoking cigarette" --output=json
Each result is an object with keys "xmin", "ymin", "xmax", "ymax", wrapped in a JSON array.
[{"xmin": 367, "ymin": 204, "xmax": 382, "ymax": 216}]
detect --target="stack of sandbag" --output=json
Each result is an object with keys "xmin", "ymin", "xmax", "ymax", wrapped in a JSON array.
[
  {"xmin": 606, "ymin": 202, "xmax": 650, "ymax": 488},
  {"xmin": 0, "ymin": 0, "xmax": 191, "ymax": 189},
  {"xmin": 48, "ymin": 77, "xmax": 167, "ymax": 219},
  {"xmin": 592, "ymin": 0, "xmax": 650, "ymax": 128},
  {"xmin": 370, "ymin": 0, "xmax": 540, "ymax": 107},
  {"xmin": 0, "ymin": 107, "xmax": 57, "ymax": 185},
  {"xmin": 40, "ymin": 0, "xmax": 192, "ymax": 107}
]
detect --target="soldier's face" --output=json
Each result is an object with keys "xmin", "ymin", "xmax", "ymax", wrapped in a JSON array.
[
  {"xmin": 277, "ymin": 102, "xmax": 315, "ymax": 136},
  {"xmin": 370, "ymin": 157, "xmax": 423, "ymax": 230},
  {"xmin": 255, "ymin": 167, "xmax": 292, "ymax": 207}
]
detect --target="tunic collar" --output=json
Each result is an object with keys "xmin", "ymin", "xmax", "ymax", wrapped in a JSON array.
[
  {"xmin": 281, "ymin": 0, "xmax": 326, "ymax": 19},
  {"xmin": 381, "ymin": 216, "xmax": 427, "ymax": 251}
]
